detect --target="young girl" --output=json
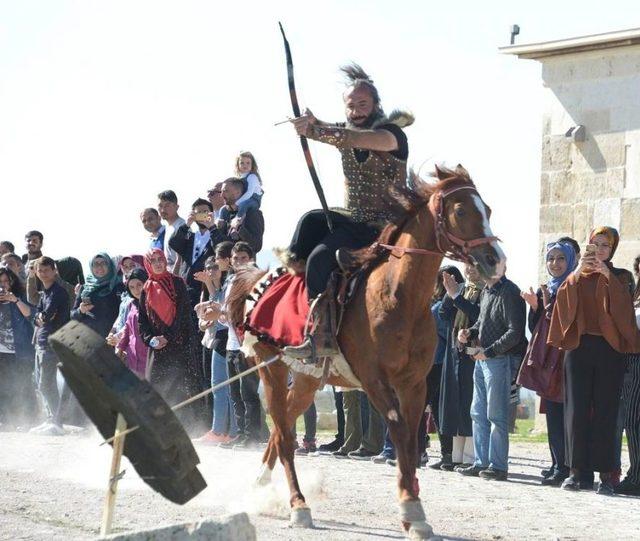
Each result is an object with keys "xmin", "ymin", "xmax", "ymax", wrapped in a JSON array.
[
  {"xmin": 116, "ymin": 268, "xmax": 149, "ymax": 378},
  {"xmin": 233, "ymin": 151, "xmax": 263, "ymax": 218}
]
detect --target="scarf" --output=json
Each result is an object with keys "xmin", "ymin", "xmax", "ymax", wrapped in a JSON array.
[
  {"xmin": 126, "ymin": 268, "xmax": 148, "ymax": 307},
  {"xmin": 142, "ymin": 249, "xmax": 177, "ymax": 327},
  {"xmin": 546, "ymin": 241, "xmax": 576, "ymax": 297},
  {"xmin": 81, "ymin": 253, "xmax": 119, "ymax": 302},
  {"xmin": 589, "ymin": 226, "xmax": 619, "ymax": 262}
]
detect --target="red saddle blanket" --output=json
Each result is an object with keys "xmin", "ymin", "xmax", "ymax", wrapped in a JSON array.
[{"xmin": 245, "ymin": 271, "xmax": 310, "ymax": 348}]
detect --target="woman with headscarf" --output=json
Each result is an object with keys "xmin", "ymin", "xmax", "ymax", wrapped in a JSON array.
[
  {"xmin": 71, "ymin": 253, "xmax": 123, "ymax": 338},
  {"xmin": 519, "ymin": 241, "xmax": 576, "ymax": 485},
  {"xmin": 107, "ymin": 255, "xmax": 145, "ymax": 347},
  {"xmin": 138, "ymin": 249, "xmax": 199, "ymax": 429},
  {"xmin": 436, "ymin": 263, "xmax": 484, "ymax": 471},
  {"xmin": 115, "ymin": 268, "xmax": 149, "ymax": 378},
  {"xmin": 549, "ymin": 226, "xmax": 640, "ymax": 495},
  {"xmin": 425, "ymin": 266, "xmax": 465, "ymax": 469}
]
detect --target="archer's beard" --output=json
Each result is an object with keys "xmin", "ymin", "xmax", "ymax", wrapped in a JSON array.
[{"xmin": 346, "ymin": 109, "xmax": 383, "ymax": 129}]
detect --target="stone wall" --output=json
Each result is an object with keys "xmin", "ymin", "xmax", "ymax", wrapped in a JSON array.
[{"xmin": 537, "ymin": 45, "xmax": 640, "ymax": 282}]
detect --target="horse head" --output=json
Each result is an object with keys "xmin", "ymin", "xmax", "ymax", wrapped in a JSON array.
[{"xmin": 430, "ymin": 164, "xmax": 506, "ymax": 281}]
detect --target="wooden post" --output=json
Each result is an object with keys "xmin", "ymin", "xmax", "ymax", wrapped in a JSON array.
[{"xmin": 100, "ymin": 413, "xmax": 127, "ymax": 537}]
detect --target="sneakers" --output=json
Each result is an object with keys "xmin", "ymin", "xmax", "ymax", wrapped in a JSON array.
[
  {"xmin": 348, "ymin": 448, "xmax": 377, "ymax": 460},
  {"xmin": 614, "ymin": 478, "xmax": 640, "ymax": 496},
  {"xmin": 596, "ymin": 480, "xmax": 615, "ymax": 496},
  {"xmin": 318, "ymin": 438, "xmax": 344, "ymax": 454},
  {"xmin": 419, "ymin": 452, "xmax": 429, "ymax": 468},
  {"xmin": 331, "ymin": 449, "xmax": 351, "ymax": 459},
  {"xmin": 541, "ymin": 471, "xmax": 569, "ymax": 486},
  {"xmin": 198, "ymin": 431, "xmax": 231, "ymax": 445},
  {"xmin": 371, "ymin": 453, "xmax": 395, "ymax": 464},
  {"xmin": 219, "ymin": 435, "xmax": 243, "ymax": 449},
  {"xmin": 441, "ymin": 462, "xmax": 461, "ymax": 472},
  {"xmin": 234, "ymin": 437, "xmax": 260, "ymax": 450},
  {"xmin": 453, "ymin": 463, "xmax": 473, "ymax": 473},
  {"xmin": 540, "ymin": 468, "xmax": 553, "ymax": 479},
  {"xmin": 295, "ymin": 440, "xmax": 318, "ymax": 456},
  {"xmin": 458, "ymin": 464, "xmax": 485, "ymax": 477},
  {"xmin": 561, "ymin": 474, "xmax": 581, "ymax": 491},
  {"xmin": 479, "ymin": 467, "xmax": 508, "ymax": 481},
  {"xmin": 428, "ymin": 453, "xmax": 452, "ymax": 470},
  {"xmin": 386, "ymin": 458, "xmax": 398, "ymax": 467}
]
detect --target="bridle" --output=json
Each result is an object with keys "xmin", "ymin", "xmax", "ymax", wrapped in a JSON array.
[{"xmin": 377, "ymin": 180, "xmax": 500, "ymax": 264}]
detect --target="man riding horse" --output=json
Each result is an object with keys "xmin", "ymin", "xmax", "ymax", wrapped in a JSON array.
[{"xmin": 283, "ymin": 63, "xmax": 414, "ymax": 360}]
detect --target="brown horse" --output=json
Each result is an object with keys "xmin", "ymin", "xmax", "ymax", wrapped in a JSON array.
[{"xmin": 228, "ymin": 165, "xmax": 505, "ymax": 539}]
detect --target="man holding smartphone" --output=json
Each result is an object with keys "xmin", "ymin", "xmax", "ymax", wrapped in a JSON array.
[
  {"xmin": 30, "ymin": 257, "xmax": 70, "ymax": 436},
  {"xmin": 457, "ymin": 270, "xmax": 527, "ymax": 481}
]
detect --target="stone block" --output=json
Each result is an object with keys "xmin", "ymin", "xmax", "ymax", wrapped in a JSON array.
[
  {"xmin": 620, "ymin": 198, "xmax": 640, "ymax": 238},
  {"xmin": 548, "ymin": 171, "xmax": 574, "ymax": 205},
  {"xmin": 592, "ymin": 198, "xmax": 621, "ymax": 230},
  {"xmin": 570, "ymin": 133, "xmax": 626, "ymax": 173},
  {"xmin": 101, "ymin": 514, "xmax": 256, "ymax": 541},
  {"xmin": 540, "ymin": 173, "xmax": 550, "ymax": 205},
  {"xmin": 572, "ymin": 203, "xmax": 593, "ymax": 243},
  {"xmin": 541, "ymin": 135, "xmax": 572, "ymax": 172},
  {"xmin": 612, "ymin": 239, "xmax": 640, "ymax": 271},
  {"xmin": 539, "ymin": 204, "xmax": 574, "ymax": 234}
]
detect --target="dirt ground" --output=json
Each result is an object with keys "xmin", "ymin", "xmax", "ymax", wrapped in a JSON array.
[{"xmin": 0, "ymin": 430, "xmax": 638, "ymax": 541}]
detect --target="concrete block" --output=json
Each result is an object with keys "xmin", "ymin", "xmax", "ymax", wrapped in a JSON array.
[{"xmin": 100, "ymin": 513, "xmax": 256, "ymax": 541}]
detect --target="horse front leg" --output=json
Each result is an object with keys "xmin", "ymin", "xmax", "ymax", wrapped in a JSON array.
[{"xmin": 391, "ymin": 378, "xmax": 434, "ymax": 540}]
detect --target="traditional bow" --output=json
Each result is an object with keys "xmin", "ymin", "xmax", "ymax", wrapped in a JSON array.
[{"xmin": 278, "ymin": 22, "xmax": 334, "ymax": 232}]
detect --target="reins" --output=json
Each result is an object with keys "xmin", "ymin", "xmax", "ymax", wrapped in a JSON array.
[{"xmin": 377, "ymin": 181, "xmax": 499, "ymax": 264}]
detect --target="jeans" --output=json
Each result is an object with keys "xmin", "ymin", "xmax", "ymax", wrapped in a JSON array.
[
  {"xmin": 211, "ymin": 349, "xmax": 238, "ymax": 436},
  {"xmin": 35, "ymin": 347, "xmax": 61, "ymax": 425},
  {"xmin": 237, "ymin": 193, "xmax": 262, "ymax": 218},
  {"xmin": 470, "ymin": 354, "xmax": 514, "ymax": 472}
]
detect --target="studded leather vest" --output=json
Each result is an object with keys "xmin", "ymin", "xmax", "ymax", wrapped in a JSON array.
[{"xmin": 339, "ymin": 147, "xmax": 407, "ymax": 225}]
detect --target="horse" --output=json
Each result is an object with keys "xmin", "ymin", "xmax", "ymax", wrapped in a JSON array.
[{"xmin": 227, "ymin": 165, "xmax": 505, "ymax": 539}]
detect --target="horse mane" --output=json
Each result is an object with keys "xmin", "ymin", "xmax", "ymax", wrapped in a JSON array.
[
  {"xmin": 350, "ymin": 164, "xmax": 475, "ymax": 270},
  {"xmin": 226, "ymin": 266, "xmax": 269, "ymax": 328}
]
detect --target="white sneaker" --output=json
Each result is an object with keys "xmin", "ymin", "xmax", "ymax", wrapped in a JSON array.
[
  {"xmin": 29, "ymin": 421, "xmax": 52, "ymax": 434},
  {"xmin": 38, "ymin": 423, "xmax": 66, "ymax": 436}
]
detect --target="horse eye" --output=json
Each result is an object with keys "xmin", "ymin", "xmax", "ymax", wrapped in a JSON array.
[{"xmin": 455, "ymin": 207, "xmax": 466, "ymax": 217}]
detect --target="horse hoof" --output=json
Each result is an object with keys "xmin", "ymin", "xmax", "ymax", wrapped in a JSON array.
[
  {"xmin": 407, "ymin": 520, "xmax": 435, "ymax": 540},
  {"xmin": 254, "ymin": 463, "xmax": 273, "ymax": 487},
  {"xmin": 289, "ymin": 506, "xmax": 314, "ymax": 528}
]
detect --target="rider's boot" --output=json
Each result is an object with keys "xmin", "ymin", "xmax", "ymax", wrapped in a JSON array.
[{"xmin": 283, "ymin": 291, "xmax": 339, "ymax": 362}]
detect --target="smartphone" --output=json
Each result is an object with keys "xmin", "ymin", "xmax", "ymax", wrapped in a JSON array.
[
  {"xmin": 465, "ymin": 346, "xmax": 482, "ymax": 356},
  {"xmin": 585, "ymin": 243, "xmax": 597, "ymax": 255},
  {"xmin": 194, "ymin": 212, "xmax": 211, "ymax": 222},
  {"xmin": 0, "ymin": 286, "xmax": 5, "ymax": 295}
]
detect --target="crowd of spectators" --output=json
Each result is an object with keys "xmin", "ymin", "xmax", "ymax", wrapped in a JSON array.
[{"xmin": 0, "ymin": 159, "xmax": 639, "ymax": 496}]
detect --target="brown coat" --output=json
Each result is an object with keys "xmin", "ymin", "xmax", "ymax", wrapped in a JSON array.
[{"xmin": 548, "ymin": 270, "xmax": 640, "ymax": 353}]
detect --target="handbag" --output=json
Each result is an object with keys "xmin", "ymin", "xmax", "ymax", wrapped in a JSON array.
[{"xmin": 517, "ymin": 313, "xmax": 564, "ymax": 402}]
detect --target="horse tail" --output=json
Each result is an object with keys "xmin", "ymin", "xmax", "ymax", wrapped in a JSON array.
[{"xmin": 227, "ymin": 267, "xmax": 268, "ymax": 328}]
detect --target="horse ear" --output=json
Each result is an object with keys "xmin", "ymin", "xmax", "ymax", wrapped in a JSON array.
[
  {"xmin": 455, "ymin": 164, "xmax": 470, "ymax": 179},
  {"xmin": 434, "ymin": 164, "xmax": 448, "ymax": 180}
]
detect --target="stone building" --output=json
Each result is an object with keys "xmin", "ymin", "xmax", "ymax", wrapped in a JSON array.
[{"xmin": 501, "ymin": 28, "xmax": 640, "ymax": 280}]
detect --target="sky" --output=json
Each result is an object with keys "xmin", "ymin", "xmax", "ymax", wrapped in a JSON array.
[{"xmin": 1, "ymin": 1, "xmax": 639, "ymax": 290}]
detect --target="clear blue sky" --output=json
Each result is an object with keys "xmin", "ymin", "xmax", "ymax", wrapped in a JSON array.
[{"xmin": 1, "ymin": 1, "xmax": 638, "ymax": 289}]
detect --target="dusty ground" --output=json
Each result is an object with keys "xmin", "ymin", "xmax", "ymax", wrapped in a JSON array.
[{"xmin": 0, "ymin": 430, "xmax": 638, "ymax": 541}]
